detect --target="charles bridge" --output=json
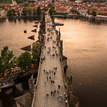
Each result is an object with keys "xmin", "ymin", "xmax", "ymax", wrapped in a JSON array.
[{"xmin": 14, "ymin": 10, "xmax": 79, "ymax": 107}]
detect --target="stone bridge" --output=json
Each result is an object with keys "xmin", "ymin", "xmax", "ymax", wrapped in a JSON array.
[
  {"xmin": 15, "ymin": 10, "xmax": 79, "ymax": 107},
  {"xmin": 31, "ymin": 11, "xmax": 67, "ymax": 107}
]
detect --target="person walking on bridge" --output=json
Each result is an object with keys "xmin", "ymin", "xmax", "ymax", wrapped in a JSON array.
[
  {"xmin": 51, "ymin": 91, "xmax": 53, "ymax": 95},
  {"xmin": 51, "ymin": 80, "xmax": 53, "ymax": 84},
  {"xmin": 46, "ymin": 91, "xmax": 49, "ymax": 96},
  {"xmin": 54, "ymin": 72, "xmax": 56, "ymax": 76},
  {"xmin": 44, "ymin": 82, "xmax": 46, "ymax": 86}
]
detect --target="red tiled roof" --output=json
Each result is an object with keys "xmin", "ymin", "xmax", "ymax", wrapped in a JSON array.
[
  {"xmin": 39, "ymin": 5, "xmax": 45, "ymax": 8},
  {"xmin": 56, "ymin": 7, "xmax": 67, "ymax": 11},
  {"xmin": 72, "ymin": 12, "xmax": 78, "ymax": 15},
  {"xmin": 98, "ymin": 13, "xmax": 107, "ymax": 16},
  {"xmin": 90, "ymin": 7, "xmax": 107, "ymax": 11},
  {"xmin": 0, "ymin": 2, "xmax": 11, "ymax": 6},
  {"xmin": 93, "ymin": 3, "xmax": 106, "ymax": 7},
  {"xmin": 18, "ymin": 3, "xmax": 23, "ymax": 6},
  {"xmin": 97, "ymin": 8, "xmax": 103, "ymax": 11}
]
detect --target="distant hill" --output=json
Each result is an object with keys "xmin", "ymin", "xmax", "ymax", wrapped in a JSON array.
[
  {"xmin": 15, "ymin": 0, "xmax": 27, "ymax": 4},
  {"xmin": 70, "ymin": 0, "xmax": 106, "ymax": 2},
  {"xmin": 83, "ymin": 0, "xmax": 105, "ymax": 2},
  {"xmin": 0, "ymin": 0, "xmax": 28, "ymax": 4},
  {"xmin": 0, "ymin": 0, "xmax": 12, "ymax": 3}
]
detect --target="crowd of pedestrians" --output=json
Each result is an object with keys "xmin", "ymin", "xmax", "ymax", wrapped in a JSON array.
[{"xmin": 39, "ymin": 14, "xmax": 68, "ymax": 106}]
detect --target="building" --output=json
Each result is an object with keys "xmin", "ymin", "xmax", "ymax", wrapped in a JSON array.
[
  {"xmin": 0, "ymin": 8, "xmax": 6, "ymax": 18},
  {"xmin": 79, "ymin": 8, "xmax": 88, "ymax": 17},
  {"xmin": 89, "ymin": 7, "xmax": 107, "ymax": 15},
  {"xmin": 96, "ymin": 13, "xmax": 107, "ymax": 20},
  {"xmin": 56, "ymin": 7, "xmax": 67, "ymax": 14}
]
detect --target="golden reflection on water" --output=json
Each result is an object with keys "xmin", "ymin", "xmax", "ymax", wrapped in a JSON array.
[
  {"xmin": 55, "ymin": 18, "xmax": 107, "ymax": 107},
  {"xmin": 0, "ymin": 19, "xmax": 38, "ymax": 57}
]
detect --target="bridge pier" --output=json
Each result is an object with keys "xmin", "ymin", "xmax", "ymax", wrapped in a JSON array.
[{"xmin": 28, "ymin": 75, "xmax": 35, "ymax": 97}]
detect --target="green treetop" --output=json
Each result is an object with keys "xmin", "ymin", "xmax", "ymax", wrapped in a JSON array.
[
  {"xmin": 0, "ymin": 6, "xmax": 5, "ymax": 9},
  {"xmin": 92, "ymin": 10, "xmax": 96, "ymax": 16},
  {"xmin": 0, "ymin": 46, "xmax": 16, "ymax": 75},
  {"xmin": 33, "ymin": 8, "xmax": 37, "ymax": 15},
  {"xmin": 16, "ymin": 51, "xmax": 31, "ymax": 70},
  {"xmin": 12, "ymin": 9, "xmax": 16, "ymax": 16},
  {"xmin": 7, "ymin": 9, "xmax": 12, "ymax": 16},
  {"xmin": 49, "ymin": 6, "xmax": 55, "ymax": 15},
  {"xmin": 28, "ymin": 8, "xmax": 32, "ymax": 15},
  {"xmin": 23, "ymin": 2, "xmax": 29, "ymax": 7},
  {"xmin": 22, "ymin": 7, "xmax": 27, "ymax": 16},
  {"xmin": 17, "ymin": 10, "xmax": 20, "ymax": 16},
  {"xmin": 31, "ymin": 42, "xmax": 41, "ymax": 66},
  {"xmin": 37, "ymin": 6, "xmax": 41, "ymax": 15}
]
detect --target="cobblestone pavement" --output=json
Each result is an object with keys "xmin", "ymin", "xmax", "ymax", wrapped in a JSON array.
[{"xmin": 34, "ymin": 14, "xmax": 66, "ymax": 107}]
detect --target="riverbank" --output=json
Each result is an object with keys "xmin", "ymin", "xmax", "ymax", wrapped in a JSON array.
[
  {"xmin": 0, "ymin": 68, "xmax": 38, "ymax": 82},
  {"xmin": 52, "ymin": 15, "xmax": 107, "ymax": 24},
  {"xmin": 7, "ymin": 15, "xmax": 41, "ymax": 20}
]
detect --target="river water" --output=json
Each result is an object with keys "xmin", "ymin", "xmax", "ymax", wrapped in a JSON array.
[
  {"xmin": 0, "ymin": 18, "xmax": 38, "ymax": 107},
  {"xmin": 55, "ymin": 18, "xmax": 107, "ymax": 107},
  {"xmin": 0, "ymin": 18, "xmax": 107, "ymax": 107}
]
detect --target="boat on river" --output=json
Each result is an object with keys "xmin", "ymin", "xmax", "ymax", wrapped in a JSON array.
[
  {"xmin": 54, "ymin": 22, "xmax": 64, "ymax": 26},
  {"xmin": 0, "ymin": 79, "xmax": 15, "ymax": 89}
]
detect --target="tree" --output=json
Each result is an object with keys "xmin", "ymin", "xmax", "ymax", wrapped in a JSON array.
[
  {"xmin": 17, "ymin": 51, "xmax": 31, "ymax": 70},
  {"xmin": 0, "ymin": 46, "xmax": 16, "ymax": 75},
  {"xmin": 17, "ymin": 10, "xmax": 20, "ymax": 16},
  {"xmin": 49, "ymin": 7, "xmax": 55, "ymax": 15},
  {"xmin": 0, "ymin": 6, "xmax": 5, "ymax": 9},
  {"xmin": 37, "ymin": 6, "xmax": 41, "ymax": 15},
  {"xmin": 22, "ymin": 7, "xmax": 27, "ymax": 16},
  {"xmin": 43, "ymin": 7, "xmax": 47, "ymax": 11},
  {"xmin": 7, "ymin": 9, "xmax": 12, "ymax": 16},
  {"xmin": 33, "ymin": 8, "xmax": 37, "ymax": 15},
  {"xmin": 83, "ymin": 0, "xmax": 87, "ymax": 2},
  {"xmin": 71, "ymin": 9, "xmax": 80, "ymax": 15},
  {"xmin": 28, "ymin": 8, "xmax": 32, "ymax": 15},
  {"xmin": 71, "ymin": 9, "xmax": 75, "ymax": 12},
  {"xmin": 65, "ymin": 12, "xmax": 68, "ymax": 17},
  {"xmin": 23, "ymin": 2, "xmax": 29, "ymax": 7},
  {"xmin": 52, "ymin": 6, "xmax": 55, "ymax": 10},
  {"xmin": 12, "ymin": 9, "xmax": 16, "ymax": 16},
  {"xmin": 92, "ymin": 10, "xmax": 96, "ymax": 16},
  {"xmin": 70, "ymin": 0, "xmax": 75, "ymax": 1},
  {"xmin": 31, "ymin": 42, "xmax": 41, "ymax": 66}
]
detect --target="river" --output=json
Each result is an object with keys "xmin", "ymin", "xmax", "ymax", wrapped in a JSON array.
[
  {"xmin": 0, "ymin": 18, "xmax": 38, "ymax": 107},
  {"xmin": 0, "ymin": 18, "xmax": 107, "ymax": 107}
]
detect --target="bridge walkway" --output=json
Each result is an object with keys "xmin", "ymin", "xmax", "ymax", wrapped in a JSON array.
[{"xmin": 33, "ymin": 14, "xmax": 66, "ymax": 107}]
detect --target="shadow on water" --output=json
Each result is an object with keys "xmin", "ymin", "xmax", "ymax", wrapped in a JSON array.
[
  {"xmin": 0, "ymin": 19, "xmax": 6, "ymax": 23},
  {"xmin": 13, "ymin": 19, "xmax": 16, "ymax": 23},
  {"xmin": 8, "ymin": 18, "xmax": 14, "ymax": 22},
  {"xmin": 8, "ymin": 17, "xmax": 38, "ymax": 23},
  {"xmin": 18, "ymin": 18, "xmax": 21, "ymax": 22},
  {"xmin": 21, "ymin": 18, "xmax": 37, "ymax": 23}
]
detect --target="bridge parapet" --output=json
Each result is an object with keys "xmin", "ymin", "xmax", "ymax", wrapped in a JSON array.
[{"xmin": 31, "ymin": 53, "xmax": 42, "ymax": 107}]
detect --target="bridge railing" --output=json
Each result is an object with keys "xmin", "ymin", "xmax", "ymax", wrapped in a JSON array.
[{"xmin": 31, "ymin": 53, "xmax": 42, "ymax": 107}]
